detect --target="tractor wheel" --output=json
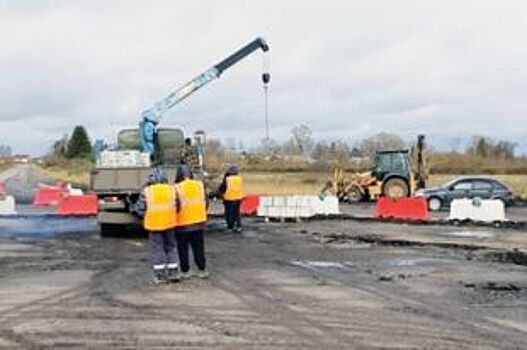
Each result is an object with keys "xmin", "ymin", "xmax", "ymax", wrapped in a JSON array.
[
  {"xmin": 346, "ymin": 185, "xmax": 364, "ymax": 202},
  {"xmin": 382, "ymin": 178, "xmax": 409, "ymax": 200}
]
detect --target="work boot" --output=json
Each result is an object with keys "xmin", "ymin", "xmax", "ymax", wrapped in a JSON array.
[
  {"xmin": 180, "ymin": 270, "xmax": 192, "ymax": 279},
  {"xmin": 166, "ymin": 263, "xmax": 180, "ymax": 283},
  {"xmin": 196, "ymin": 269, "xmax": 210, "ymax": 279},
  {"xmin": 151, "ymin": 265, "xmax": 168, "ymax": 285}
]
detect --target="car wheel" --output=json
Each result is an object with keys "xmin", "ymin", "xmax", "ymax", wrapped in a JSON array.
[{"xmin": 428, "ymin": 197, "xmax": 442, "ymax": 211}]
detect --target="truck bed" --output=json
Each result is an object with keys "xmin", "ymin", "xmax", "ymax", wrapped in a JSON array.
[{"xmin": 90, "ymin": 166, "xmax": 179, "ymax": 194}]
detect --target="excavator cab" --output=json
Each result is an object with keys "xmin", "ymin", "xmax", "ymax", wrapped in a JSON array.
[{"xmin": 372, "ymin": 150, "xmax": 413, "ymax": 199}]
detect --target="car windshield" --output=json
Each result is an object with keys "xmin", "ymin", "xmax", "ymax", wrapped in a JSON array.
[{"xmin": 441, "ymin": 178, "xmax": 459, "ymax": 188}]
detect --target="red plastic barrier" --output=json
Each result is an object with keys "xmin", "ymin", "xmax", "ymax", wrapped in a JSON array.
[
  {"xmin": 55, "ymin": 194, "xmax": 98, "ymax": 216},
  {"xmin": 374, "ymin": 197, "xmax": 430, "ymax": 221},
  {"xmin": 0, "ymin": 182, "xmax": 5, "ymax": 195},
  {"xmin": 240, "ymin": 194, "xmax": 262, "ymax": 216},
  {"xmin": 33, "ymin": 187, "xmax": 67, "ymax": 206}
]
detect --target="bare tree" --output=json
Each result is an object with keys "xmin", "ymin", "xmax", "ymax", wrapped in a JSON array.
[
  {"xmin": 291, "ymin": 124, "xmax": 314, "ymax": 156},
  {"xmin": 358, "ymin": 132, "xmax": 405, "ymax": 157}
]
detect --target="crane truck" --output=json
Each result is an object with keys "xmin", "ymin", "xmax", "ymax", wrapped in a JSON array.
[{"xmin": 90, "ymin": 37, "xmax": 270, "ymax": 236}]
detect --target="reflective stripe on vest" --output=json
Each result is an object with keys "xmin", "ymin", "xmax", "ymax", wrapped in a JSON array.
[
  {"xmin": 224, "ymin": 175, "xmax": 244, "ymax": 201},
  {"xmin": 175, "ymin": 179, "xmax": 207, "ymax": 226},
  {"xmin": 144, "ymin": 184, "xmax": 177, "ymax": 231}
]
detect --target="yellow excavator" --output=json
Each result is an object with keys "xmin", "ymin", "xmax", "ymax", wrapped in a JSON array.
[{"xmin": 321, "ymin": 135, "xmax": 428, "ymax": 202}]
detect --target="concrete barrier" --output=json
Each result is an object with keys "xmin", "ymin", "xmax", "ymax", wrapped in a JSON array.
[
  {"xmin": 257, "ymin": 195, "xmax": 339, "ymax": 219},
  {"xmin": 449, "ymin": 198, "xmax": 506, "ymax": 223},
  {"xmin": 0, "ymin": 195, "xmax": 16, "ymax": 215}
]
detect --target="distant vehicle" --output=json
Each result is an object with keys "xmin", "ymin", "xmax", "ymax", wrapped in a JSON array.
[{"xmin": 415, "ymin": 176, "xmax": 514, "ymax": 211}]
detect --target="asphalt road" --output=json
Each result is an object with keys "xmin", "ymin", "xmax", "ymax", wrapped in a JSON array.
[
  {"xmin": 2, "ymin": 165, "xmax": 527, "ymax": 348},
  {"xmin": 1, "ymin": 214, "xmax": 527, "ymax": 349}
]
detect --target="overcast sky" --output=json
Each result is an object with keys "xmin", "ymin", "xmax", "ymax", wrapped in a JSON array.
[{"xmin": 1, "ymin": 0, "xmax": 526, "ymax": 155}]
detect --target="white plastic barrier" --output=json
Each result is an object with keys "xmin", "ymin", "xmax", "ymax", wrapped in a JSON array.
[
  {"xmin": 257, "ymin": 195, "xmax": 339, "ymax": 219},
  {"xmin": 65, "ymin": 183, "xmax": 84, "ymax": 196},
  {"xmin": 449, "ymin": 198, "xmax": 506, "ymax": 223},
  {"xmin": 0, "ymin": 195, "xmax": 16, "ymax": 215}
]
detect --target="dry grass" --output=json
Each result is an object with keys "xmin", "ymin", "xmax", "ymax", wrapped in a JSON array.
[
  {"xmin": 38, "ymin": 166, "xmax": 91, "ymax": 186},
  {"xmin": 243, "ymin": 172, "xmax": 527, "ymax": 197}
]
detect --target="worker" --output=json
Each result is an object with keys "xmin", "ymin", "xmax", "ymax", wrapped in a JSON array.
[
  {"xmin": 135, "ymin": 167, "xmax": 179, "ymax": 284},
  {"xmin": 174, "ymin": 164, "xmax": 209, "ymax": 278},
  {"xmin": 179, "ymin": 137, "xmax": 199, "ymax": 168},
  {"xmin": 218, "ymin": 165, "xmax": 244, "ymax": 232}
]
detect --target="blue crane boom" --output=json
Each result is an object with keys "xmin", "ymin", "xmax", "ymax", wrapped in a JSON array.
[{"xmin": 140, "ymin": 37, "xmax": 269, "ymax": 157}]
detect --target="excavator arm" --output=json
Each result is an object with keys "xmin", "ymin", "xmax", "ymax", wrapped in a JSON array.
[{"xmin": 140, "ymin": 37, "xmax": 269, "ymax": 157}]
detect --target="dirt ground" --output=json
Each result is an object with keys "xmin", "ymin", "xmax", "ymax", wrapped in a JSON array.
[
  {"xmin": 2, "ymin": 164, "xmax": 527, "ymax": 348},
  {"xmin": 1, "ymin": 210, "xmax": 527, "ymax": 349}
]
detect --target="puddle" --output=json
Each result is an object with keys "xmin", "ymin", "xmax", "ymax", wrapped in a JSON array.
[
  {"xmin": 440, "ymin": 231, "xmax": 494, "ymax": 238},
  {"xmin": 291, "ymin": 260, "xmax": 354, "ymax": 270},
  {"xmin": 388, "ymin": 257, "xmax": 455, "ymax": 267},
  {"xmin": 0, "ymin": 216, "xmax": 97, "ymax": 240}
]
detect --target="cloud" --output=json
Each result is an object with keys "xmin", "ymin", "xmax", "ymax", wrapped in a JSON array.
[{"xmin": 0, "ymin": 0, "xmax": 526, "ymax": 155}]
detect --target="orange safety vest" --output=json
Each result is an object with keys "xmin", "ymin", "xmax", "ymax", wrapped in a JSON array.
[
  {"xmin": 143, "ymin": 183, "xmax": 177, "ymax": 231},
  {"xmin": 224, "ymin": 175, "xmax": 244, "ymax": 201},
  {"xmin": 175, "ymin": 179, "xmax": 207, "ymax": 226}
]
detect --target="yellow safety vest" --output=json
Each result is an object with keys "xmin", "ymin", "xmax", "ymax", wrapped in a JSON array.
[
  {"xmin": 175, "ymin": 179, "xmax": 207, "ymax": 226},
  {"xmin": 143, "ymin": 183, "xmax": 177, "ymax": 231},
  {"xmin": 224, "ymin": 175, "xmax": 244, "ymax": 201}
]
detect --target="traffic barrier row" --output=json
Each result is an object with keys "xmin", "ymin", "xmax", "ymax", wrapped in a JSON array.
[
  {"xmin": 0, "ymin": 195, "xmax": 16, "ymax": 215},
  {"xmin": 449, "ymin": 198, "xmax": 505, "ymax": 223},
  {"xmin": 31, "ymin": 182, "xmax": 97, "ymax": 216},
  {"xmin": 375, "ymin": 197, "xmax": 430, "ymax": 221},
  {"xmin": 257, "ymin": 195, "xmax": 339, "ymax": 219}
]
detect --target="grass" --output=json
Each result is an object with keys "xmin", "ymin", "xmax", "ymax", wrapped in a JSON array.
[
  {"xmin": 38, "ymin": 159, "xmax": 92, "ymax": 187},
  {"xmin": 242, "ymin": 172, "xmax": 527, "ymax": 197},
  {"xmin": 35, "ymin": 161, "xmax": 527, "ymax": 198}
]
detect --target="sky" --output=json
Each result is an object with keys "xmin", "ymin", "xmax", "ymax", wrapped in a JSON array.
[{"xmin": 1, "ymin": 0, "xmax": 526, "ymax": 155}]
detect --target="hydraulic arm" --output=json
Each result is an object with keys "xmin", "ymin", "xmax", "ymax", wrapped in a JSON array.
[{"xmin": 140, "ymin": 37, "xmax": 269, "ymax": 157}]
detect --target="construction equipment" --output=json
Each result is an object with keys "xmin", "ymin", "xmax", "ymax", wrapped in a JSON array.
[
  {"xmin": 321, "ymin": 135, "xmax": 428, "ymax": 202},
  {"xmin": 91, "ymin": 38, "xmax": 270, "ymax": 236},
  {"xmin": 140, "ymin": 37, "xmax": 269, "ymax": 161}
]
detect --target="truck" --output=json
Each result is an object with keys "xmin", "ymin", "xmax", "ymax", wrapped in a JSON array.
[{"xmin": 90, "ymin": 38, "xmax": 270, "ymax": 236}]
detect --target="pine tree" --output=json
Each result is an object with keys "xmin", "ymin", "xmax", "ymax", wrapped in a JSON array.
[{"xmin": 66, "ymin": 125, "xmax": 92, "ymax": 159}]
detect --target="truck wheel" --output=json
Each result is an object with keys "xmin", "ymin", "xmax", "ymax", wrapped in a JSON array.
[
  {"xmin": 382, "ymin": 178, "xmax": 409, "ymax": 200},
  {"xmin": 428, "ymin": 197, "xmax": 442, "ymax": 211},
  {"xmin": 346, "ymin": 185, "xmax": 364, "ymax": 202},
  {"xmin": 100, "ymin": 224, "xmax": 126, "ymax": 238}
]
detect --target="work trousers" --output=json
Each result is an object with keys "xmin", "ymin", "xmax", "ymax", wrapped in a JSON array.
[
  {"xmin": 224, "ymin": 200, "xmax": 241, "ymax": 229},
  {"xmin": 175, "ymin": 229, "xmax": 206, "ymax": 273},
  {"xmin": 149, "ymin": 229, "xmax": 177, "ymax": 268}
]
